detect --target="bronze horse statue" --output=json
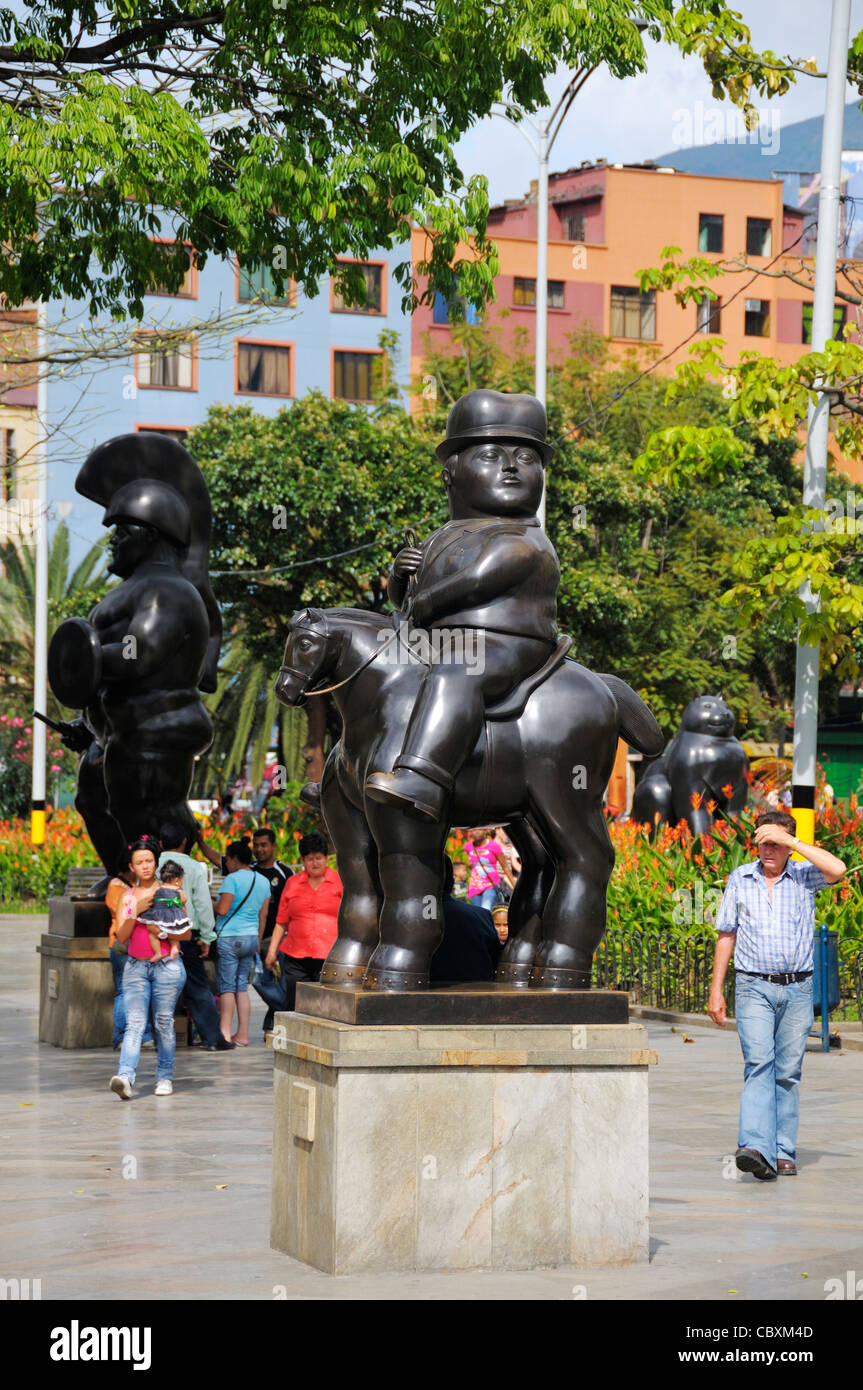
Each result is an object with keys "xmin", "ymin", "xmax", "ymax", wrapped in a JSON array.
[{"xmin": 275, "ymin": 606, "xmax": 663, "ymax": 991}]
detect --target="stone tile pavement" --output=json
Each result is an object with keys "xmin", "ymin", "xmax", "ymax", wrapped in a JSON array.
[{"xmin": 2, "ymin": 915, "xmax": 862, "ymax": 1301}]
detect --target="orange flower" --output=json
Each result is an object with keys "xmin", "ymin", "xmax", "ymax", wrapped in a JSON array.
[
  {"xmin": 721, "ymin": 784, "xmax": 733, "ymax": 799},
  {"xmin": 690, "ymin": 791, "xmax": 703, "ymax": 810}
]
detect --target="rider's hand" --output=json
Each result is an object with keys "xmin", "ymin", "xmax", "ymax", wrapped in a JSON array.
[
  {"xmin": 199, "ymin": 941, "xmax": 210, "ymax": 958},
  {"xmin": 57, "ymin": 719, "xmax": 94, "ymax": 753},
  {"xmin": 392, "ymin": 546, "xmax": 423, "ymax": 578}
]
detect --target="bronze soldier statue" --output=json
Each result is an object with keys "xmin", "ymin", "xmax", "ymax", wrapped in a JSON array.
[
  {"xmin": 49, "ymin": 434, "xmax": 221, "ymax": 877},
  {"xmin": 366, "ymin": 389, "xmax": 558, "ymax": 822}
]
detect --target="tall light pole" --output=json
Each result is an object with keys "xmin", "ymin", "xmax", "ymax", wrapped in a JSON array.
[
  {"xmin": 791, "ymin": 0, "xmax": 851, "ymax": 848},
  {"xmin": 31, "ymin": 297, "xmax": 49, "ymax": 845},
  {"xmin": 496, "ymin": 65, "xmax": 599, "ymax": 528}
]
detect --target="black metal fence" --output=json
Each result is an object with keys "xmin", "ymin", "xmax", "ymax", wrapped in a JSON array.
[{"xmin": 593, "ymin": 927, "xmax": 863, "ymax": 1022}]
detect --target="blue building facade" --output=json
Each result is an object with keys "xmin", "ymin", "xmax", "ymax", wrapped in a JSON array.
[{"xmin": 47, "ymin": 246, "xmax": 414, "ymax": 553}]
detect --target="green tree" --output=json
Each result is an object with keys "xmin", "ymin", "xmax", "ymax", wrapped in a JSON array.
[
  {"xmin": 188, "ymin": 390, "xmax": 444, "ymax": 780},
  {"xmin": 632, "ymin": 249, "xmax": 863, "ymax": 682},
  {"xmin": 0, "ymin": 2, "xmax": 812, "ymax": 317}
]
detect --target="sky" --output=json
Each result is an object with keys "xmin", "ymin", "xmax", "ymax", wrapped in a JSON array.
[{"xmin": 454, "ymin": 0, "xmax": 863, "ymax": 206}]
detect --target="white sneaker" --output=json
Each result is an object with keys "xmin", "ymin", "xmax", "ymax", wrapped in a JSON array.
[
  {"xmin": 154, "ymin": 1080, "xmax": 173, "ymax": 1097},
  {"xmin": 109, "ymin": 1075, "xmax": 132, "ymax": 1100}
]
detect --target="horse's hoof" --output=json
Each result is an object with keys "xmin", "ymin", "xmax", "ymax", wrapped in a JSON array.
[
  {"xmin": 495, "ymin": 962, "xmax": 532, "ymax": 988},
  {"xmin": 362, "ymin": 968, "xmax": 429, "ymax": 992},
  {"xmin": 529, "ymin": 966, "xmax": 591, "ymax": 991},
  {"xmin": 319, "ymin": 961, "xmax": 367, "ymax": 987}
]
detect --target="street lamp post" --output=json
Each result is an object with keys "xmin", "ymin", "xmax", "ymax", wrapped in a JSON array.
[
  {"xmin": 791, "ymin": 0, "xmax": 852, "ymax": 848},
  {"xmin": 494, "ymin": 64, "xmax": 599, "ymax": 528},
  {"xmin": 31, "ymin": 298, "xmax": 49, "ymax": 846}
]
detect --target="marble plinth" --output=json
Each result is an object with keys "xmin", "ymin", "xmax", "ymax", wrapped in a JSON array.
[
  {"xmin": 37, "ymin": 934, "xmax": 114, "ymax": 1048},
  {"xmin": 295, "ymin": 981, "xmax": 628, "ymax": 1025},
  {"xmin": 270, "ymin": 1013, "xmax": 657, "ymax": 1274}
]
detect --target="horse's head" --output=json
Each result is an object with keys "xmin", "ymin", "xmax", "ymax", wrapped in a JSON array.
[{"xmin": 275, "ymin": 608, "xmax": 338, "ymax": 706}]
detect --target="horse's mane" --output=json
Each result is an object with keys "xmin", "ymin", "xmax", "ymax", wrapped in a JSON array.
[{"xmin": 323, "ymin": 607, "xmax": 389, "ymax": 629}]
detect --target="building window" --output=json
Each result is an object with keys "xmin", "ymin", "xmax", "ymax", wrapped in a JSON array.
[
  {"xmin": 237, "ymin": 341, "xmax": 292, "ymax": 396},
  {"xmin": 333, "ymin": 349, "xmax": 381, "ymax": 402},
  {"xmin": 432, "ymin": 290, "xmax": 480, "ymax": 325},
  {"xmin": 698, "ymin": 214, "xmax": 724, "ymax": 253},
  {"xmin": 802, "ymin": 302, "xmax": 846, "ymax": 345},
  {"xmin": 135, "ymin": 425, "xmax": 191, "ymax": 446},
  {"xmin": 237, "ymin": 261, "xmax": 292, "ymax": 305},
  {"xmin": 746, "ymin": 218, "xmax": 772, "ymax": 257},
  {"xmin": 563, "ymin": 211, "xmax": 586, "ymax": 242},
  {"xmin": 610, "ymin": 286, "xmax": 656, "ymax": 340},
  {"xmin": 332, "ymin": 262, "xmax": 383, "ymax": 314},
  {"xmin": 744, "ymin": 298, "xmax": 770, "ymax": 337},
  {"xmin": 512, "ymin": 278, "xmax": 565, "ymax": 309},
  {"xmin": 135, "ymin": 338, "xmax": 196, "ymax": 390},
  {"xmin": 513, "ymin": 277, "xmax": 536, "ymax": 307},
  {"xmin": 148, "ymin": 244, "xmax": 196, "ymax": 298},
  {"xmin": 696, "ymin": 295, "xmax": 722, "ymax": 334},
  {"xmin": 1, "ymin": 429, "xmax": 16, "ymax": 501}
]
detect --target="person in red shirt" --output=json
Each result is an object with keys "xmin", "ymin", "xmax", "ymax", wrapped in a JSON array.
[{"xmin": 264, "ymin": 832, "xmax": 342, "ymax": 1011}]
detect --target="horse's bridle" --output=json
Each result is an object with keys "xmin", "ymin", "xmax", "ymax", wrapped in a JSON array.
[{"xmin": 277, "ymin": 610, "xmax": 408, "ymax": 700}]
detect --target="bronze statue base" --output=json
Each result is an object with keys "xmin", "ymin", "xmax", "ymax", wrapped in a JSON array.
[{"xmin": 294, "ymin": 981, "xmax": 627, "ymax": 1026}]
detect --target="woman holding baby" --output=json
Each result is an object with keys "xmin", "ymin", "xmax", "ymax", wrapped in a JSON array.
[{"xmin": 108, "ymin": 835, "xmax": 190, "ymax": 1101}]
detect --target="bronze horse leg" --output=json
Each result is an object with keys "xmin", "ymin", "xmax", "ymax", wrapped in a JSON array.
[{"xmin": 318, "ymin": 753, "xmax": 383, "ymax": 987}]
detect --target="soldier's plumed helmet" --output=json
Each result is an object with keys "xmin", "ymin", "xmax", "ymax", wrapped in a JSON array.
[
  {"xmin": 103, "ymin": 479, "xmax": 191, "ymax": 548},
  {"xmin": 435, "ymin": 388, "xmax": 553, "ymax": 464}
]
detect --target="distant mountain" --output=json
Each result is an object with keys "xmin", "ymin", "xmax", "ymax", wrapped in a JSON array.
[{"xmin": 651, "ymin": 101, "xmax": 863, "ymax": 179}]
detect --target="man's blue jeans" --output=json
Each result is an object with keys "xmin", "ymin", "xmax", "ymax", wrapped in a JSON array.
[
  {"xmin": 117, "ymin": 957, "xmax": 186, "ymax": 1085},
  {"xmin": 735, "ymin": 973, "xmax": 814, "ymax": 1169}
]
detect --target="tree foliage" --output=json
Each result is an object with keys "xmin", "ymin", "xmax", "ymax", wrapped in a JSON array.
[
  {"xmin": 633, "ymin": 248, "xmax": 863, "ymax": 681},
  {"xmin": 0, "ymin": 1, "xmax": 817, "ymax": 317}
]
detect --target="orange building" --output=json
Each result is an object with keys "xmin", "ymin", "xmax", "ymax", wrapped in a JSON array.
[{"xmin": 411, "ymin": 159, "xmax": 861, "ymax": 479}]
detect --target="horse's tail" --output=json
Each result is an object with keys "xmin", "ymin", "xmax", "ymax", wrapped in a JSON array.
[{"xmin": 597, "ymin": 674, "xmax": 664, "ymax": 756}]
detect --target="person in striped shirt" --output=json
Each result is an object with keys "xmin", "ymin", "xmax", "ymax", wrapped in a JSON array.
[{"xmin": 709, "ymin": 810, "xmax": 846, "ymax": 1180}]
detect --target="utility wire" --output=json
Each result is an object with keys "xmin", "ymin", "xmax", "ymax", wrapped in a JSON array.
[{"xmin": 209, "ymin": 516, "xmax": 441, "ymax": 578}]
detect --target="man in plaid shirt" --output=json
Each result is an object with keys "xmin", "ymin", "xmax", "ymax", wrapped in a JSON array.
[{"xmin": 709, "ymin": 810, "xmax": 846, "ymax": 1180}]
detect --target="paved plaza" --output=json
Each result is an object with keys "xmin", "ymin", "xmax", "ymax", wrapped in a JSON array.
[{"xmin": 2, "ymin": 915, "xmax": 862, "ymax": 1301}]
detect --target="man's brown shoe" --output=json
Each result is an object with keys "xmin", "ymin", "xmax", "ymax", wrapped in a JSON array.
[
  {"xmin": 735, "ymin": 1147, "xmax": 778, "ymax": 1180},
  {"xmin": 777, "ymin": 1159, "xmax": 797, "ymax": 1175}
]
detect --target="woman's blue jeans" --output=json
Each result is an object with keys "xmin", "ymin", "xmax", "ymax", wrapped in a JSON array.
[
  {"xmin": 472, "ymin": 886, "xmax": 500, "ymax": 912},
  {"xmin": 735, "ymin": 973, "xmax": 814, "ymax": 1169},
  {"xmin": 109, "ymin": 945, "xmax": 153, "ymax": 1047},
  {"xmin": 117, "ymin": 956, "xmax": 186, "ymax": 1085}
]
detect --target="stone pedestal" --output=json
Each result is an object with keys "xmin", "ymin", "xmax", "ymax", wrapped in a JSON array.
[
  {"xmin": 270, "ymin": 1012, "xmax": 657, "ymax": 1274},
  {"xmin": 38, "ymin": 934, "xmax": 114, "ymax": 1048}
]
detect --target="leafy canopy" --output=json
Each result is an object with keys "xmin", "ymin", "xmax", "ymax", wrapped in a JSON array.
[{"xmin": 0, "ymin": 1, "xmax": 810, "ymax": 317}]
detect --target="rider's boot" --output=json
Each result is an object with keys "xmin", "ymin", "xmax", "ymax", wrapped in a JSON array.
[
  {"xmin": 299, "ymin": 781, "xmax": 322, "ymax": 810},
  {"xmin": 364, "ymin": 756, "xmax": 452, "ymax": 823}
]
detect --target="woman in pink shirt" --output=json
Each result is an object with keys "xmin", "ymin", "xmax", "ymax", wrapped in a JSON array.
[
  {"xmin": 108, "ymin": 837, "xmax": 191, "ymax": 1100},
  {"xmin": 465, "ymin": 826, "xmax": 514, "ymax": 912}
]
